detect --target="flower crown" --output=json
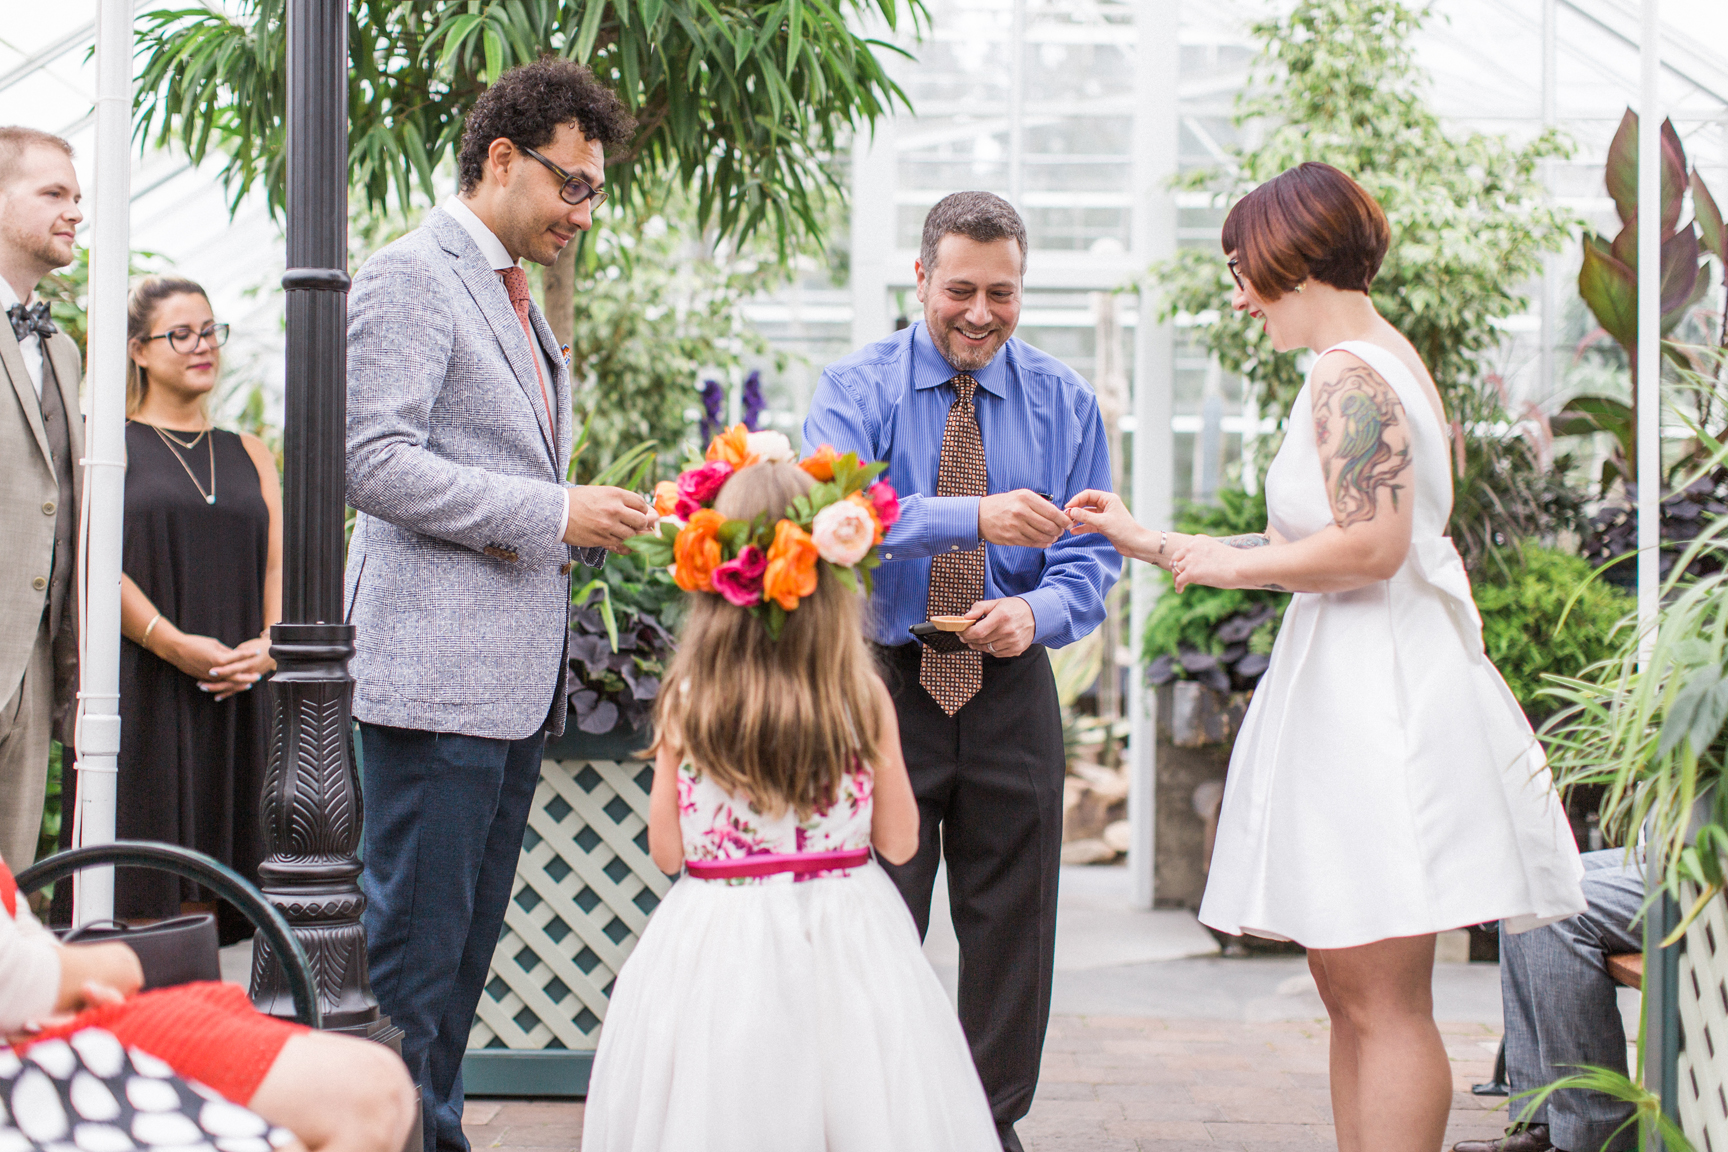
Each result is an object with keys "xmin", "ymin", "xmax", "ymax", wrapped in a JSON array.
[{"xmin": 632, "ymin": 424, "xmax": 900, "ymax": 637}]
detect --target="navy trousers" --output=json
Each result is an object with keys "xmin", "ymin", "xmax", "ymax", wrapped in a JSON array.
[{"xmin": 358, "ymin": 723, "xmax": 545, "ymax": 1152}]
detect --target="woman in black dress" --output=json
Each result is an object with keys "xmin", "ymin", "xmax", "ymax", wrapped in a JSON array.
[{"xmin": 74, "ymin": 276, "xmax": 281, "ymax": 937}]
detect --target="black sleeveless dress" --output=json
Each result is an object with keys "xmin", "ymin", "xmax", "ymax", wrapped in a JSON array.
[{"xmin": 96, "ymin": 423, "xmax": 269, "ymax": 933}]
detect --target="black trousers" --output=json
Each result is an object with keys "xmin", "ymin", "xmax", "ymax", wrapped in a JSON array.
[{"xmin": 875, "ymin": 641, "xmax": 1065, "ymax": 1130}]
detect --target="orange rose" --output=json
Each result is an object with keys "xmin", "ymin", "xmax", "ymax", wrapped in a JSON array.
[
  {"xmin": 706, "ymin": 423, "xmax": 758, "ymax": 469},
  {"xmin": 653, "ymin": 480, "xmax": 680, "ymax": 517},
  {"xmin": 847, "ymin": 491, "xmax": 885, "ymax": 545},
  {"xmin": 762, "ymin": 519, "xmax": 820, "ymax": 610},
  {"xmin": 673, "ymin": 509, "xmax": 727, "ymax": 592},
  {"xmin": 800, "ymin": 444, "xmax": 840, "ymax": 481}
]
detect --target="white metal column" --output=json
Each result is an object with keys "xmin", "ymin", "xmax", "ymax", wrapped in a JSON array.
[
  {"xmin": 72, "ymin": 0, "xmax": 134, "ymax": 922},
  {"xmin": 850, "ymin": 118, "xmax": 898, "ymax": 349},
  {"xmin": 1636, "ymin": 0, "xmax": 1660, "ymax": 647},
  {"xmin": 1126, "ymin": 0, "xmax": 1179, "ymax": 910}
]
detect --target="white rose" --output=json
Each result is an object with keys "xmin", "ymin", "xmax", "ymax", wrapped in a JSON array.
[
  {"xmin": 746, "ymin": 430, "xmax": 795, "ymax": 464},
  {"xmin": 810, "ymin": 499, "xmax": 875, "ymax": 566}
]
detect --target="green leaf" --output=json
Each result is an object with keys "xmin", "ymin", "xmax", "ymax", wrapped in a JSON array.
[
  {"xmin": 831, "ymin": 563, "xmax": 859, "ymax": 593},
  {"xmin": 1656, "ymin": 663, "xmax": 1728, "ymax": 761},
  {"xmin": 1694, "ymin": 169, "xmax": 1726, "ymax": 262},
  {"xmin": 573, "ymin": 0, "xmax": 607, "ymax": 63}
]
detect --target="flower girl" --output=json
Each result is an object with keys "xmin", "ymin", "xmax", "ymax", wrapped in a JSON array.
[{"xmin": 581, "ymin": 434, "xmax": 998, "ymax": 1152}]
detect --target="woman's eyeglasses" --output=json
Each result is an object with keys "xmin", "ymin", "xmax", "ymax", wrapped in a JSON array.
[
  {"xmin": 142, "ymin": 323, "xmax": 230, "ymax": 354},
  {"xmin": 1227, "ymin": 257, "xmax": 1245, "ymax": 291},
  {"xmin": 517, "ymin": 144, "xmax": 609, "ymax": 209}
]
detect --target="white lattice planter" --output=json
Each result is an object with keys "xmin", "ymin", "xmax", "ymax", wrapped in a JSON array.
[
  {"xmin": 462, "ymin": 732, "xmax": 668, "ymax": 1096},
  {"xmin": 1678, "ymin": 879, "xmax": 1728, "ymax": 1150}
]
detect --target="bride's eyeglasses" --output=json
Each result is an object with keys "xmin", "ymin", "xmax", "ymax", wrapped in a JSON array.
[
  {"xmin": 142, "ymin": 323, "xmax": 230, "ymax": 354},
  {"xmin": 1226, "ymin": 257, "xmax": 1245, "ymax": 291}
]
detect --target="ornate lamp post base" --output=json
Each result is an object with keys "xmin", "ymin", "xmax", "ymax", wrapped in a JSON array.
[{"xmin": 250, "ymin": 622, "xmax": 400, "ymax": 1049}]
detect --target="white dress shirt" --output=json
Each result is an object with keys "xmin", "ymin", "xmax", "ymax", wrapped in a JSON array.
[
  {"xmin": 0, "ymin": 277, "xmax": 44, "ymax": 400},
  {"xmin": 442, "ymin": 196, "xmax": 571, "ymax": 530}
]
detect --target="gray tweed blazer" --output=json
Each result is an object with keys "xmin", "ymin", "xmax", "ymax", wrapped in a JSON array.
[{"xmin": 344, "ymin": 207, "xmax": 602, "ymax": 740}]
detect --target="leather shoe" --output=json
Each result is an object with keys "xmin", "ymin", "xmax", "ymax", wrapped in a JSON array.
[{"xmin": 1453, "ymin": 1125, "xmax": 1554, "ymax": 1152}]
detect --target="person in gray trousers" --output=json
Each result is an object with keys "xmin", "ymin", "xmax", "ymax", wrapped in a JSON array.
[
  {"xmin": 1454, "ymin": 850, "xmax": 1642, "ymax": 1152},
  {"xmin": 344, "ymin": 60, "xmax": 652, "ymax": 1152}
]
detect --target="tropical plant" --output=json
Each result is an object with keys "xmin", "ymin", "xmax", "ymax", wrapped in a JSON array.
[
  {"xmin": 133, "ymin": 0, "xmax": 918, "ymax": 253},
  {"xmin": 557, "ymin": 195, "xmax": 787, "ymax": 475},
  {"xmin": 1566, "ymin": 109, "xmax": 1726, "ymax": 487},
  {"xmin": 1543, "ymin": 518, "xmax": 1728, "ymax": 934},
  {"xmin": 1473, "ymin": 544, "xmax": 1631, "ymax": 719},
  {"xmin": 562, "ymin": 442, "xmax": 685, "ymax": 733},
  {"xmin": 1150, "ymin": 0, "xmax": 1579, "ymax": 575},
  {"xmin": 1153, "ymin": 0, "xmax": 1574, "ymax": 430}
]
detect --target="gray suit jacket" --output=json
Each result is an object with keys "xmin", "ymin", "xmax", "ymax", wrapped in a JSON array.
[
  {"xmin": 345, "ymin": 207, "xmax": 599, "ymax": 740},
  {"xmin": 0, "ymin": 323, "xmax": 82, "ymax": 738}
]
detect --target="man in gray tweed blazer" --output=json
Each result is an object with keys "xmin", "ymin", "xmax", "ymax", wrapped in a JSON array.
[{"xmin": 343, "ymin": 60, "xmax": 650, "ymax": 1152}]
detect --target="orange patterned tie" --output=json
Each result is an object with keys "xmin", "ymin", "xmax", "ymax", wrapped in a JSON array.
[
  {"xmin": 499, "ymin": 267, "xmax": 555, "ymax": 448},
  {"xmin": 920, "ymin": 373, "xmax": 987, "ymax": 715}
]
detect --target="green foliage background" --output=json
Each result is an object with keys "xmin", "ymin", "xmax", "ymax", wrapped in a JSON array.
[
  {"xmin": 1155, "ymin": 0, "xmax": 1573, "ymax": 429},
  {"xmin": 1474, "ymin": 545, "xmax": 1631, "ymax": 717}
]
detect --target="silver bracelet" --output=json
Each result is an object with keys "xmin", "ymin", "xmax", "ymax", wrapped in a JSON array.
[
  {"xmin": 142, "ymin": 613, "xmax": 163, "ymax": 651},
  {"xmin": 1158, "ymin": 530, "xmax": 1168, "ymax": 557}
]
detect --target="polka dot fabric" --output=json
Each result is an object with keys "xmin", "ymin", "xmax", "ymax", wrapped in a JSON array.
[
  {"xmin": 0, "ymin": 1029, "xmax": 293, "ymax": 1152},
  {"xmin": 920, "ymin": 373, "xmax": 988, "ymax": 716}
]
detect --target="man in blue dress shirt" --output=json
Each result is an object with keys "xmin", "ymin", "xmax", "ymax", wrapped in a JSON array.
[{"xmin": 804, "ymin": 191, "xmax": 1120, "ymax": 1152}]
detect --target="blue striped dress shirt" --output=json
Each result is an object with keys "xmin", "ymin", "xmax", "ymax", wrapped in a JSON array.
[{"xmin": 802, "ymin": 321, "xmax": 1122, "ymax": 650}]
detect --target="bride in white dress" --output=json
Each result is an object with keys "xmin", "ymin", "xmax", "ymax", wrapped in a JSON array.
[{"xmin": 1067, "ymin": 162, "xmax": 1584, "ymax": 1152}]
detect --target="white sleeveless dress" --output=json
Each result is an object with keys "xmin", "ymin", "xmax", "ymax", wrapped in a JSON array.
[
  {"xmin": 1198, "ymin": 340, "xmax": 1586, "ymax": 949},
  {"xmin": 581, "ymin": 760, "xmax": 998, "ymax": 1152}
]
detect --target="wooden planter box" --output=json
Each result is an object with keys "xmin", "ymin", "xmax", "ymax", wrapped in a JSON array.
[{"xmin": 461, "ymin": 721, "xmax": 666, "ymax": 1098}]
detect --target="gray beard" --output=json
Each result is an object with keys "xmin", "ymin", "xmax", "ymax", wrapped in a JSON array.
[{"xmin": 928, "ymin": 322, "xmax": 1007, "ymax": 373}]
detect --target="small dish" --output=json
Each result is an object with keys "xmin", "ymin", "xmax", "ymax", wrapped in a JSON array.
[{"xmin": 929, "ymin": 616, "xmax": 973, "ymax": 632}]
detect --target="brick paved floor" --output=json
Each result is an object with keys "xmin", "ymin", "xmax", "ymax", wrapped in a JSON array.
[{"xmin": 461, "ymin": 1013, "xmax": 1514, "ymax": 1151}]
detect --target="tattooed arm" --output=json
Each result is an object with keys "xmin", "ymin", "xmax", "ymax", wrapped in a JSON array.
[{"xmin": 1163, "ymin": 350, "xmax": 1416, "ymax": 594}]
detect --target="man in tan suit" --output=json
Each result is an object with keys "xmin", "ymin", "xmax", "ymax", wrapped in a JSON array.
[{"xmin": 0, "ymin": 127, "xmax": 84, "ymax": 869}]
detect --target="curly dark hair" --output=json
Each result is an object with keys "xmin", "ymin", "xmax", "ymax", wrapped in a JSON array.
[{"xmin": 457, "ymin": 58, "xmax": 636, "ymax": 195}]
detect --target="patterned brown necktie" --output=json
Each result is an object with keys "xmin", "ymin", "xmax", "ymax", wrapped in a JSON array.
[{"xmin": 921, "ymin": 373, "xmax": 987, "ymax": 715}]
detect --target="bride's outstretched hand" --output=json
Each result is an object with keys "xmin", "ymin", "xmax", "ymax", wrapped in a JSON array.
[
  {"xmin": 1065, "ymin": 490, "xmax": 1156, "ymax": 560},
  {"xmin": 1167, "ymin": 535, "xmax": 1240, "ymax": 592}
]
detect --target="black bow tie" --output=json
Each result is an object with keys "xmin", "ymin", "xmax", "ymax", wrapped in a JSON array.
[{"xmin": 8, "ymin": 302, "xmax": 56, "ymax": 343}]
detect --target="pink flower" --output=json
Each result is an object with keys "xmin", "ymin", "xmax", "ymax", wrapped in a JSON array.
[
  {"xmin": 711, "ymin": 545, "xmax": 767, "ymax": 607},
  {"xmin": 867, "ymin": 482, "xmax": 900, "ymax": 530},
  {"xmin": 677, "ymin": 460, "xmax": 734, "ymax": 508},
  {"xmin": 810, "ymin": 499, "xmax": 875, "ymax": 566}
]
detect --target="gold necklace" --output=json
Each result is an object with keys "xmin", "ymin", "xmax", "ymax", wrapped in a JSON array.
[
  {"xmin": 153, "ymin": 424, "xmax": 209, "ymax": 450},
  {"xmin": 148, "ymin": 422, "xmax": 217, "ymax": 505}
]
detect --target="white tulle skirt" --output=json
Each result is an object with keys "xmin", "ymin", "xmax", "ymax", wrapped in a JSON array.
[{"xmin": 581, "ymin": 860, "xmax": 999, "ymax": 1152}]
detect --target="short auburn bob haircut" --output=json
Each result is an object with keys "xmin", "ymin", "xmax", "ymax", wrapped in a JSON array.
[{"xmin": 1220, "ymin": 162, "xmax": 1389, "ymax": 301}]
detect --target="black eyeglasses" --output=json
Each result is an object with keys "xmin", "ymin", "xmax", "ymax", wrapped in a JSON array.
[
  {"xmin": 1226, "ymin": 256, "xmax": 1245, "ymax": 291},
  {"xmin": 517, "ymin": 144, "xmax": 608, "ymax": 209},
  {"xmin": 142, "ymin": 323, "xmax": 229, "ymax": 354}
]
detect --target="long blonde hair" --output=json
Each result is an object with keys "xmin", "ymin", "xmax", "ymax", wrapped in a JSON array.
[
  {"xmin": 652, "ymin": 462, "xmax": 885, "ymax": 819},
  {"xmin": 126, "ymin": 276, "xmax": 212, "ymax": 419}
]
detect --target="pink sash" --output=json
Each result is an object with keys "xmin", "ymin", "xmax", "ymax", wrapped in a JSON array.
[{"xmin": 684, "ymin": 847, "xmax": 872, "ymax": 880}]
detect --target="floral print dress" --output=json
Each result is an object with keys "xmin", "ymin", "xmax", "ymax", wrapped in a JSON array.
[{"xmin": 676, "ymin": 760, "xmax": 873, "ymax": 883}]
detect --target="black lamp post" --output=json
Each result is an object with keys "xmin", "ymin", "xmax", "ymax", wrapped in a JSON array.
[{"xmin": 250, "ymin": 0, "xmax": 397, "ymax": 1048}]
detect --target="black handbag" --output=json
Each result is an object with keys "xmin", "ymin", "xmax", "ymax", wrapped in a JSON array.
[{"xmin": 58, "ymin": 914, "xmax": 221, "ymax": 990}]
